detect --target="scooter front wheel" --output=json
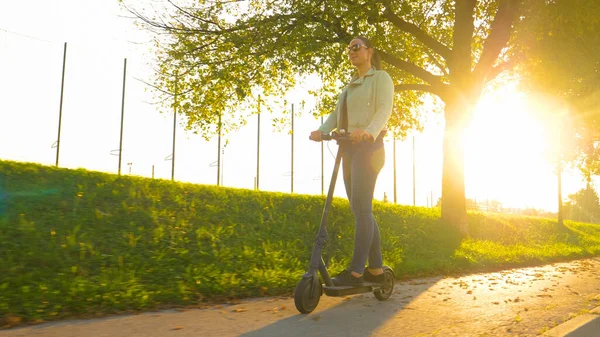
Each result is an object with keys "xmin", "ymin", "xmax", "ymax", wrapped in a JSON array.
[
  {"xmin": 374, "ymin": 267, "xmax": 395, "ymax": 301},
  {"xmin": 294, "ymin": 277, "xmax": 321, "ymax": 314}
]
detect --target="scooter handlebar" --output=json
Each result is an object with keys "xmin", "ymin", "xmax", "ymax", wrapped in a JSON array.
[{"xmin": 321, "ymin": 131, "xmax": 366, "ymax": 142}]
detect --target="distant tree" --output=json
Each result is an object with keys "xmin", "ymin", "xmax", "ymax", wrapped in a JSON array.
[{"xmin": 564, "ymin": 185, "xmax": 600, "ymax": 223}]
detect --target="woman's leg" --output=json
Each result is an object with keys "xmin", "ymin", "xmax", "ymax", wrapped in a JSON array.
[
  {"xmin": 348, "ymin": 144, "xmax": 385, "ymax": 274},
  {"xmin": 368, "ymin": 214, "xmax": 383, "ymax": 270}
]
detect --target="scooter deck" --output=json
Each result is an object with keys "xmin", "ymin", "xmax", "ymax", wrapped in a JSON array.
[{"xmin": 323, "ymin": 282, "xmax": 384, "ymax": 296}]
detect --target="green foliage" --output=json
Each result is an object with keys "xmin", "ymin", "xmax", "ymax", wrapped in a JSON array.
[
  {"xmin": 563, "ymin": 185, "xmax": 600, "ymax": 223},
  {"xmin": 2, "ymin": 159, "xmax": 600, "ymax": 325},
  {"xmin": 515, "ymin": 0, "xmax": 600, "ymax": 100},
  {"xmin": 122, "ymin": 0, "xmax": 523, "ymax": 139}
]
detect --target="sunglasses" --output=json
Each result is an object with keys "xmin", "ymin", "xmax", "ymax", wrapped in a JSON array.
[{"xmin": 347, "ymin": 43, "xmax": 369, "ymax": 53}]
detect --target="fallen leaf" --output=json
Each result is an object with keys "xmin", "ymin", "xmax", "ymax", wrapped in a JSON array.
[
  {"xmin": 1, "ymin": 315, "xmax": 22, "ymax": 328},
  {"xmin": 172, "ymin": 326, "xmax": 184, "ymax": 331},
  {"xmin": 232, "ymin": 308, "xmax": 248, "ymax": 312}
]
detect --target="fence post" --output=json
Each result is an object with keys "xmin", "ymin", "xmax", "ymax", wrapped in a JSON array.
[
  {"xmin": 55, "ymin": 42, "xmax": 67, "ymax": 167},
  {"xmin": 118, "ymin": 58, "xmax": 127, "ymax": 175}
]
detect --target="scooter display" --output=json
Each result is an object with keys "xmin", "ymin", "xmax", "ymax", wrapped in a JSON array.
[{"xmin": 294, "ymin": 131, "xmax": 395, "ymax": 314}]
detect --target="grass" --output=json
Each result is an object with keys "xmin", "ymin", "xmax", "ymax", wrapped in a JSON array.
[{"xmin": 1, "ymin": 159, "xmax": 600, "ymax": 326}]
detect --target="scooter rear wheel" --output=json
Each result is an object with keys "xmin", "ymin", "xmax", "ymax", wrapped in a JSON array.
[
  {"xmin": 374, "ymin": 268, "xmax": 395, "ymax": 301},
  {"xmin": 294, "ymin": 277, "xmax": 321, "ymax": 314}
]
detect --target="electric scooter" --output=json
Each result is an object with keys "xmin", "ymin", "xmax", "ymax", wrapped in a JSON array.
[{"xmin": 294, "ymin": 131, "xmax": 395, "ymax": 314}]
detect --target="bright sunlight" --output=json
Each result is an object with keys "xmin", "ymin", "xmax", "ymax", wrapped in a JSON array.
[{"xmin": 464, "ymin": 83, "xmax": 572, "ymax": 212}]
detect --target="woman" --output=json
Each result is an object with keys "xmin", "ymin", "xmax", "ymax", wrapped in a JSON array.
[{"xmin": 309, "ymin": 36, "xmax": 394, "ymax": 286}]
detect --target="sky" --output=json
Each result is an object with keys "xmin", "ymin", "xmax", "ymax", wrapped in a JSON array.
[{"xmin": 0, "ymin": 0, "xmax": 593, "ymax": 212}]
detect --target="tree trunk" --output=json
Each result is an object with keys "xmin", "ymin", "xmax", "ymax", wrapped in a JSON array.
[{"xmin": 441, "ymin": 99, "xmax": 469, "ymax": 235}]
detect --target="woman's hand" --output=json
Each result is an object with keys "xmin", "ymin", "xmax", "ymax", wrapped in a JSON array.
[
  {"xmin": 350, "ymin": 129, "xmax": 373, "ymax": 143},
  {"xmin": 309, "ymin": 130, "xmax": 324, "ymax": 142}
]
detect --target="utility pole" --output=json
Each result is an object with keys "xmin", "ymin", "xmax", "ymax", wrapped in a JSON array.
[
  {"xmin": 412, "ymin": 135, "xmax": 416, "ymax": 206},
  {"xmin": 557, "ymin": 129, "xmax": 563, "ymax": 225},
  {"xmin": 217, "ymin": 113, "xmax": 222, "ymax": 186},
  {"xmin": 393, "ymin": 132, "xmax": 397, "ymax": 203},
  {"xmin": 256, "ymin": 96, "xmax": 261, "ymax": 190},
  {"xmin": 171, "ymin": 75, "xmax": 177, "ymax": 181},
  {"xmin": 118, "ymin": 58, "xmax": 127, "ymax": 175},
  {"xmin": 321, "ymin": 116, "xmax": 324, "ymax": 195},
  {"xmin": 291, "ymin": 104, "xmax": 294, "ymax": 194},
  {"xmin": 55, "ymin": 42, "xmax": 67, "ymax": 167}
]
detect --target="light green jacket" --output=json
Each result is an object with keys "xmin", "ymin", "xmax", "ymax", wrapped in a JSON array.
[{"xmin": 318, "ymin": 67, "xmax": 394, "ymax": 141}]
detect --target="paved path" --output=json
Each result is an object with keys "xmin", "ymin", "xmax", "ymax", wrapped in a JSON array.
[{"xmin": 2, "ymin": 258, "xmax": 600, "ymax": 337}]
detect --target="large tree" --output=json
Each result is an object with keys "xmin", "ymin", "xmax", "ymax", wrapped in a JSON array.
[{"xmin": 123, "ymin": 0, "xmax": 528, "ymax": 234}]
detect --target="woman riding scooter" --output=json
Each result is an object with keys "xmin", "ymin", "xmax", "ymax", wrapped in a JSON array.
[{"xmin": 309, "ymin": 36, "xmax": 394, "ymax": 287}]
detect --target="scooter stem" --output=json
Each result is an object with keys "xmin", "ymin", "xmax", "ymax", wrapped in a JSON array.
[{"xmin": 308, "ymin": 143, "xmax": 344, "ymax": 286}]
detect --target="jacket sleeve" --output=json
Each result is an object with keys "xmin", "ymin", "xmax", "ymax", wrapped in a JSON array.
[
  {"xmin": 317, "ymin": 96, "xmax": 339, "ymax": 134},
  {"xmin": 365, "ymin": 71, "xmax": 394, "ymax": 141}
]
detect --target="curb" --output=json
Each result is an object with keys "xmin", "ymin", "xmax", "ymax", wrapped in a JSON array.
[{"xmin": 544, "ymin": 306, "xmax": 600, "ymax": 337}]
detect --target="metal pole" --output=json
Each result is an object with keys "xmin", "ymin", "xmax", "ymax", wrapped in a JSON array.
[
  {"xmin": 558, "ymin": 140, "xmax": 563, "ymax": 225},
  {"xmin": 291, "ymin": 103, "xmax": 294, "ymax": 194},
  {"xmin": 321, "ymin": 116, "xmax": 324, "ymax": 195},
  {"xmin": 412, "ymin": 135, "xmax": 416, "ymax": 206},
  {"xmin": 118, "ymin": 58, "xmax": 127, "ymax": 175},
  {"xmin": 171, "ymin": 76, "xmax": 177, "ymax": 181},
  {"xmin": 256, "ymin": 96, "xmax": 260, "ymax": 190},
  {"xmin": 393, "ymin": 132, "xmax": 397, "ymax": 204},
  {"xmin": 217, "ymin": 113, "xmax": 222, "ymax": 186},
  {"xmin": 55, "ymin": 42, "xmax": 67, "ymax": 167},
  {"xmin": 221, "ymin": 146, "xmax": 225, "ymax": 186},
  {"xmin": 152, "ymin": 165, "xmax": 155, "ymax": 179}
]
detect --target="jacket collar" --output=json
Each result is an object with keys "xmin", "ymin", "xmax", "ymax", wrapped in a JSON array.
[{"xmin": 350, "ymin": 67, "xmax": 376, "ymax": 85}]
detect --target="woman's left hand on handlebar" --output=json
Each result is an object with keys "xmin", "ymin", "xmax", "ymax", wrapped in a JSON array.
[
  {"xmin": 350, "ymin": 129, "xmax": 373, "ymax": 143},
  {"xmin": 309, "ymin": 130, "xmax": 324, "ymax": 142}
]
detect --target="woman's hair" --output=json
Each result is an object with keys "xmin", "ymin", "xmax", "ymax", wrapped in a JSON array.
[{"xmin": 354, "ymin": 36, "xmax": 382, "ymax": 70}]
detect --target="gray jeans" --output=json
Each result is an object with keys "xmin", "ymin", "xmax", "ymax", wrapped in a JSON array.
[{"xmin": 342, "ymin": 138, "xmax": 385, "ymax": 274}]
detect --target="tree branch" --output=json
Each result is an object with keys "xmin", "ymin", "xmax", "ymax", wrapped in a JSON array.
[
  {"xmin": 473, "ymin": 0, "xmax": 521, "ymax": 81},
  {"xmin": 426, "ymin": 50, "xmax": 449, "ymax": 76},
  {"xmin": 167, "ymin": 0, "xmax": 225, "ymax": 31},
  {"xmin": 486, "ymin": 59, "xmax": 516, "ymax": 81},
  {"xmin": 378, "ymin": 50, "xmax": 445, "ymax": 86},
  {"xmin": 394, "ymin": 84, "xmax": 446, "ymax": 97},
  {"xmin": 381, "ymin": 0, "xmax": 452, "ymax": 61}
]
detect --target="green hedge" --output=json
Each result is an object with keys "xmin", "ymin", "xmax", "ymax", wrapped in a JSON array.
[{"xmin": 1, "ymin": 159, "xmax": 600, "ymax": 325}]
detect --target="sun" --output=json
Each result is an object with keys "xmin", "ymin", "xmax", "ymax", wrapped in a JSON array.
[{"xmin": 463, "ymin": 84, "xmax": 561, "ymax": 211}]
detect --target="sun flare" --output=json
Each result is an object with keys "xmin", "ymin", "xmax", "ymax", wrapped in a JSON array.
[{"xmin": 464, "ymin": 84, "xmax": 562, "ymax": 211}]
